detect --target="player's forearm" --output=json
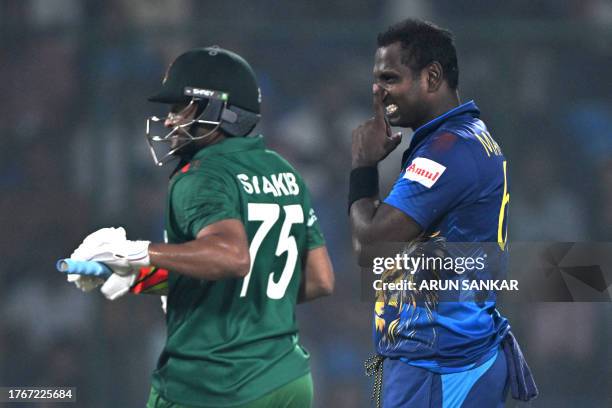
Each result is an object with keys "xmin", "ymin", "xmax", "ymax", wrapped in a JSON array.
[
  {"xmin": 148, "ymin": 239, "xmax": 250, "ymax": 281},
  {"xmin": 298, "ymin": 246, "xmax": 335, "ymax": 303},
  {"xmin": 348, "ymin": 163, "xmax": 382, "ymax": 252},
  {"xmin": 350, "ymin": 198, "xmax": 380, "ymax": 250},
  {"xmin": 298, "ymin": 281, "xmax": 333, "ymax": 303},
  {"xmin": 350, "ymin": 199, "xmax": 423, "ymax": 255}
]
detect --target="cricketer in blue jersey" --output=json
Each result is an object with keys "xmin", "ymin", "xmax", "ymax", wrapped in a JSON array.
[{"xmin": 349, "ymin": 19, "xmax": 537, "ymax": 408}]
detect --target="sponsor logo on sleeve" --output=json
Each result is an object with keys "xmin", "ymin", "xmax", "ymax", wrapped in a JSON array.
[
  {"xmin": 307, "ymin": 208, "xmax": 318, "ymax": 227},
  {"xmin": 403, "ymin": 157, "xmax": 446, "ymax": 188}
]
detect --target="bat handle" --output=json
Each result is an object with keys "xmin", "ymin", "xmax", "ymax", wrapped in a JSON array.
[{"xmin": 56, "ymin": 259, "xmax": 112, "ymax": 278}]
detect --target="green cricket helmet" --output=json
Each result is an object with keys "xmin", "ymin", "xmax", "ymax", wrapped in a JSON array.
[{"xmin": 146, "ymin": 46, "xmax": 262, "ymax": 166}]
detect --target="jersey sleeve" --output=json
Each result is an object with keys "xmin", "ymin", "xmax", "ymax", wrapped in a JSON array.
[
  {"xmin": 303, "ymin": 185, "xmax": 326, "ymax": 250},
  {"xmin": 172, "ymin": 170, "xmax": 241, "ymax": 239},
  {"xmin": 383, "ymin": 132, "xmax": 478, "ymax": 231}
]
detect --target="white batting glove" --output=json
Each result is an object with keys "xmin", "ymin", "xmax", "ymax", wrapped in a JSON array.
[
  {"xmin": 66, "ymin": 227, "xmax": 151, "ymax": 295},
  {"xmin": 72, "ymin": 227, "xmax": 127, "ymax": 256},
  {"xmin": 67, "ymin": 227, "xmax": 128, "ymax": 292},
  {"xmin": 66, "ymin": 273, "xmax": 105, "ymax": 292},
  {"xmin": 70, "ymin": 227, "xmax": 151, "ymax": 276},
  {"xmin": 83, "ymin": 239, "xmax": 151, "ymax": 276},
  {"xmin": 100, "ymin": 273, "xmax": 138, "ymax": 300}
]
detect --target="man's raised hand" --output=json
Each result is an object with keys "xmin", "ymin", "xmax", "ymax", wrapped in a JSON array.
[{"xmin": 351, "ymin": 84, "xmax": 402, "ymax": 168}]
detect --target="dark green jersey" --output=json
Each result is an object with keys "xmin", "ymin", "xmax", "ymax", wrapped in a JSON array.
[{"xmin": 151, "ymin": 135, "xmax": 325, "ymax": 407}]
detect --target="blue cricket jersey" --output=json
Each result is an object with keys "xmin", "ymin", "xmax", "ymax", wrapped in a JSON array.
[{"xmin": 377, "ymin": 100, "xmax": 510, "ymax": 373}]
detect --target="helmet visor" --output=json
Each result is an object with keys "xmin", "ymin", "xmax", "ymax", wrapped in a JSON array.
[{"xmin": 145, "ymin": 93, "xmax": 228, "ymax": 166}]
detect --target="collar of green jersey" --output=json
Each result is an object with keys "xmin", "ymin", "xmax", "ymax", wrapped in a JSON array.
[{"xmin": 193, "ymin": 134, "xmax": 264, "ymax": 160}]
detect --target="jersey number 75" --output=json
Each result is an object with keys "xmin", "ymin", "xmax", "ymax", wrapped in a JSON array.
[{"xmin": 240, "ymin": 203, "xmax": 304, "ymax": 299}]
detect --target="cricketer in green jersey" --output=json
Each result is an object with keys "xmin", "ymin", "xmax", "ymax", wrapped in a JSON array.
[{"xmin": 65, "ymin": 47, "xmax": 335, "ymax": 408}]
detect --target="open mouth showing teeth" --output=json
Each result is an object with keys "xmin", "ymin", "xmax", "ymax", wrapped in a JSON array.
[{"xmin": 385, "ymin": 104, "xmax": 398, "ymax": 115}]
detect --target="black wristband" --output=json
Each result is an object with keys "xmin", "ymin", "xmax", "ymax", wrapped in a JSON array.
[{"xmin": 348, "ymin": 166, "xmax": 379, "ymax": 213}]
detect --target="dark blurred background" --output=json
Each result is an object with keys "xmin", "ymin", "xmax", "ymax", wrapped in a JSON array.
[{"xmin": 1, "ymin": 0, "xmax": 611, "ymax": 407}]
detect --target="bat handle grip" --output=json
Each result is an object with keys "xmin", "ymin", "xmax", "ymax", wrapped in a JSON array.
[{"xmin": 56, "ymin": 259, "xmax": 112, "ymax": 278}]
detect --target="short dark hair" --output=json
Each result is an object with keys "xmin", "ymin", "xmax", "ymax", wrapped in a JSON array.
[{"xmin": 377, "ymin": 19, "xmax": 459, "ymax": 89}]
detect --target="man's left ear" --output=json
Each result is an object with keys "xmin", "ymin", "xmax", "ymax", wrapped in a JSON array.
[{"xmin": 427, "ymin": 61, "xmax": 444, "ymax": 92}]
